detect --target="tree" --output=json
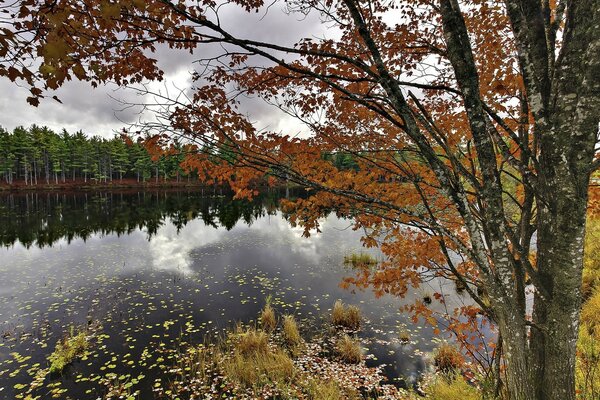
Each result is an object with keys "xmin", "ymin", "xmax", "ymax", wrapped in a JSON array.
[{"xmin": 4, "ymin": 1, "xmax": 600, "ymax": 398}]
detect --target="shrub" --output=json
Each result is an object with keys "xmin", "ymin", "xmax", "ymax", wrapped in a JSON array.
[
  {"xmin": 282, "ymin": 315, "xmax": 301, "ymax": 347},
  {"xmin": 433, "ymin": 343, "xmax": 464, "ymax": 374},
  {"xmin": 48, "ymin": 328, "xmax": 89, "ymax": 374},
  {"xmin": 331, "ymin": 300, "xmax": 361, "ymax": 330},
  {"xmin": 335, "ymin": 334, "xmax": 362, "ymax": 364}
]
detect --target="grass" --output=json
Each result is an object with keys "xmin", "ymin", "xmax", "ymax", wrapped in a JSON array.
[
  {"xmin": 260, "ymin": 296, "xmax": 277, "ymax": 332},
  {"xmin": 343, "ymin": 252, "xmax": 378, "ymax": 268},
  {"xmin": 335, "ymin": 334, "xmax": 362, "ymax": 364},
  {"xmin": 581, "ymin": 290, "xmax": 600, "ymax": 331},
  {"xmin": 576, "ymin": 323, "xmax": 600, "ymax": 400},
  {"xmin": 282, "ymin": 314, "xmax": 301, "ymax": 347},
  {"xmin": 398, "ymin": 328, "xmax": 411, "ymax": 344},
  {"xmin": 425, "ymin": 373, "xmax": 481, "ymax": 400},
  {"xmin": 433, "ymin": 342, "xmax": 465, "ymax": 374},
  {"xmin": 48, "ymin": 328, "xmax": 89, "ymax": 374},
  {"xmin": 302, "ymin": 379, "xmax": 359, "ymax": 399},
  {"xmin": 331, "ymin": 300, "xmax": 361, "ymax": 330},
  {"xmin": 232, "ymin": 326, "xmax": 269, "ymax": 356},
  {"xmin": 223, "ymin": 347, "xmax": 296, "ymax": 389}
]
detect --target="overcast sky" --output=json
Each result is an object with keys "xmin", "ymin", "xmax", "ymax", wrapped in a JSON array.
[{"xmin": 1, "ymin": 2, "xmax": 330, "ymax": 138}]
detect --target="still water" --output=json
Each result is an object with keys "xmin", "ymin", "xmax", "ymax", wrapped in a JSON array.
[{"xmin": 0, "ymin": 190, "xmax": 462, "ymax": 399}]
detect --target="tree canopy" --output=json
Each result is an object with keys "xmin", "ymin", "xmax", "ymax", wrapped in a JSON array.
[{"xmin": 3, "ymin": 1, "xmax": 600, "ymax": 399}]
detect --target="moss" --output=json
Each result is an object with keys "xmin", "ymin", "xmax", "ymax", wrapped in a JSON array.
[{"xmin": 48, "ymin": 328, "xmax": 89, "ymax": 374}]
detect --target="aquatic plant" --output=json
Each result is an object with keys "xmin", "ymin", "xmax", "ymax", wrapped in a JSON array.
[
  {"xmin": 48, "ymin": 328, "xmax": 89, "ymax": 374},
  {"xmin": 331, "ymin": 300, "xmax": 361, "ymax": 330}
]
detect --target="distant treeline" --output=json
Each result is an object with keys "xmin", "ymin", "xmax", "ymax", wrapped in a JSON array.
[
  {"xmin": 0, "ymin": 125, "xmax": 367, "ymax": 188},
  {"xmin": 0, "ymin": 125, "xmax": 197, "ymax": 185}
]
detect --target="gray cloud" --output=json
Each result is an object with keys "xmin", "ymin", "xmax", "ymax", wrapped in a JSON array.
[{"xmin": 1, "ymin": 2, "xmax": 330, "ymax": 138}]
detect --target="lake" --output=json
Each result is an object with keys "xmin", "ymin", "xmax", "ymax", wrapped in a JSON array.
[{"xmin": 0, "ymin": 189, "xmax": 462, "ymax": 399}]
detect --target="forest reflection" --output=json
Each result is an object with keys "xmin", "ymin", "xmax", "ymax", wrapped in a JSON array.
[{"xmin": 0, "ymin": 189, "xmax": 302, "ymax": 248}]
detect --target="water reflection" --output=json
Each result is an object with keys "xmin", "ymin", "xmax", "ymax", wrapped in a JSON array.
[
  {"xmin": 0, "ymin": 190, "xmax": 457, "ymax": 399},
  {"xmin": 0, "ymin": 190, "xmax": 286, "ymax": 248}
]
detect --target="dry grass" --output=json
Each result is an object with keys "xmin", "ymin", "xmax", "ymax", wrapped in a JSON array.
[
  {"xmin": 433, "ymin": 343, "xmax": 465, "ymax": 374},
  {"xmin": 576, "ymin": 323, "xmax": 600, "ymax": 400},
  {"xmin": 581, "ymin": 291, "xmax": 600, "ymax": 332},
  {"xmin": 260, "ymin": 297, "xmax": 277, "ymax": 332},
  {"xmin": 223, "ymin": 348, "xmax": 296, "ymax": 389},
  {"xmin": 398, "ymin": 329, "xmax": 411, "ymax": 344},
  {"xmin": 343, "ymin": 252, "xmax": 378, "ymax": 268},
  {"xmin": 302, "ymin": 379, "xmax": 360, "ymax": 400},
  {"xmin": 331, "ymin": 300, "xmax": 361, "ymax": 330},
  {"xmin": 426, "ymin": 373, "xmax": 480, "ymax": 400},
  {"xmin": 335, "ymin": 334, "xmax": 362, "ymax": 364},
  {"xmin": 48, "ymin": 328, "xmax": 89, "ymax": 374},
  {"xmin": 223, "ymin": 325, "xmax": 296, "ymax": 389},
  {"xmin": 233, "ymin": 326, "xmax": 269, "ymax": 356},
  {"xmin": 282, "ymin": 315, "xmax": 301, "ymax": 347}
]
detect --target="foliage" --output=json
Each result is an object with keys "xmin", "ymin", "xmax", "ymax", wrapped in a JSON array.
[
  {"xmin": 48, "ymin": 328, "xmax": 89, "ymax": 374},
  {"xmin": 4, "ymin": 0, "xmax": 600, "ymax": 398},
  {"xmin": 331, "ymin": 300, "xmax": 362, "ymax": 330}
]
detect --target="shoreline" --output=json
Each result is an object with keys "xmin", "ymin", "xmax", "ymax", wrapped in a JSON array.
[{"xmin": 0, "ymin": 180, "xmax": 209, "ymax": 192}]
